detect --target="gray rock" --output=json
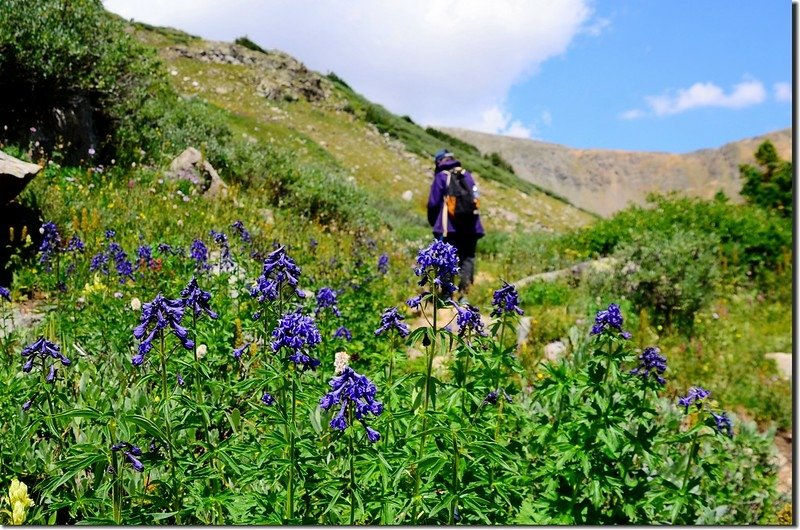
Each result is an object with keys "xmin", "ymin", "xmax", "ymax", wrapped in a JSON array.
[
  {"xmin": 0, "ymin": 150, "xmax": 41, "ymax": 204},
  {"xmin": 166, "ymin": 147, "xmax": 228, "ymax": 198}
]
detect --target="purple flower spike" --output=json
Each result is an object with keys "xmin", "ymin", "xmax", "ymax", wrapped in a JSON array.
[
  {"xmin": 491, "ymin": 282, "xmax": 524, "ymax": 318},
  {"xmin": 677, "ymin": 386, "xmax": 711, "ymax": 412},
  {"xmin": 320, "ymin": 367, "xmax": 383, "ymax": 441},
  {"xmin": 272, "ymin": 311, "xmax": 322, "ymax": 370},
  {"xmin": 375, "ymin": 307, "xmax": 409, "ymax": 338},
  {"xmin": 0, "ymin": 286, "xmax": 10, "ymax": 302},
  {"xmin": 591, "ymin": 303, "xmax": 624, "ymax": 335},
  {"xmin": 180, "ymin": 277, "xmax": 218, "ymax": 320},
  {"xmin": 630, "ymin": 346, "xmax": 667, "ymax": 385},
  {"xmin": 233, "ymin": 342, "xmax": 251, "ymax": 361},
  {"xmin": 414, "ymin": 240, "xmax": 460, "ymax": 296},
  {"xmin": 315, "ymin": 287, "xmax": 341, "ymax": 317},
  {"xmin": 261, "ymin": 392, "xmax": 275, "ymax": 406},
  {"xmin": 132, "ymin": 293, "xmax": 194, "ymax": 365},
  {"xmin": 456, "ymin": 302, "xmax": 487, "ymax": 337}
]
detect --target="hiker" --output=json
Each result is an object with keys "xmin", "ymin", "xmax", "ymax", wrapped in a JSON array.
[{"xmin": 427, "ymin": 148, "xmax": 485, "ymax": 302}]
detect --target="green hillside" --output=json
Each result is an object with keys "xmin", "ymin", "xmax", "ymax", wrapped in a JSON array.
[{"xmin": 0, "ymin": 2, "xmax": 791, "ymax": 525}]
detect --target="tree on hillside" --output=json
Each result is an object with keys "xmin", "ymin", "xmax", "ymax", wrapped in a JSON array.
[{"xmin": 739, "ymin": 140, "xmax": 793, "ymax": 217}]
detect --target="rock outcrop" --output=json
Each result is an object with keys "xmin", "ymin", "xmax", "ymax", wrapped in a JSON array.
[
  {"xmin": 167, "ymin": 147, "xmax": 228, "ymax": 198},
  {"xmin": 0, "ymin": 150, "xmax": 41, "ymax": 205}
]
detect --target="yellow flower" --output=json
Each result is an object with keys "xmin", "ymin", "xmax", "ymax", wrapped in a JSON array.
[
  {"xmin": 11, "ymin": 502, "xmax": 26, "ymax": 525},
  {"xmin": 6, "ymin": 478, "xmax": 34, "ymax": 525}
]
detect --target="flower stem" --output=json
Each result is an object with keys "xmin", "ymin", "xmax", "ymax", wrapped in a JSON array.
[
  {"xmin": 672, "ymin": 435, "xmax": 700, "ymax": 524},
  {"xmin": 285, "ymin": 368, "xmax": 296, "ymax": 523},
  {"xmin": 159, "ymin": 331, "xmax": 180, "ymax": 523},
  {"xmin": 349, "ymin": 410, "xmax": 356, "ymax": 525}
]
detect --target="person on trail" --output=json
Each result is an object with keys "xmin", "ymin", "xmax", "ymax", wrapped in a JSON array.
[{"xmin": 427, "ymin": 148, "xmax": 485, "ymax": 302}]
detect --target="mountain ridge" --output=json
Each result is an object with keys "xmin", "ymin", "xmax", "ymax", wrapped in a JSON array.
[{"xmin": 440, "ymin": 127, "xmax": 792, "ymax": 217}]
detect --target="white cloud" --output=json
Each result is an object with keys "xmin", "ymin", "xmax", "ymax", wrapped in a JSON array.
[
  {"xmin": 774, "ymin": 82, "xmax": 792, "ymax": 103},
  {"xmin": 103, "ymin": 0, "xmax": 594, "ymax": 130},
  {"xmin": 620, "ymin": 79, "xmax": 767, "ymax": 119},
  {"xmin": 472, "ymin": 105, "xmax": 534, "ymax": 139}
]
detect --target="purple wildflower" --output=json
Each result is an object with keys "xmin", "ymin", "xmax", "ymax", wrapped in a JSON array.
[
  {"xmin": 108, "ymin": 242, "xmax": 134, "ymax": 283},
  {"xmin": 190, "ymin": 239, "xmax": 210, "ymax": 270},
  {"xmin": 590, "ymin": 303, "xmax": 624, "ymax": 335},
  {"xmin": 334, "ymin": 326, "xmax": 352, "ymax": 341},
  {"xmin": 21, "ymin": 337, "xmax": 71, "ymax": 372},
  {"xmin": 210, "ymin": 229, "xmax": 234, "ymax": 271},
  {"xmin": 136, "ymin": 245, "xmax": 153, "ymax": 269},
  {"xmin": 231, "ymin": 220, "xmax": 252, "ymax": 244},
  {"xmin": 111, "ymin": 442, "xmax": 144, "ymax": 472},
  {"xmin": 132, "ymin": 293, "xmax": 194, "ymax": 366},
  {"xmin": 262, "ymin": 246, "xmax": 302, "ymax": 295},
  {"xmin": 630, "ymin": 346, "xmax": 667, "ymax": 385},
  {"xmin": 455, "ymin": 303, "xmax": 487, "ymax": 337},
  {"xmin": 177, "ymin": 373, "xmax": 185, "ymax": 387},
  {"xmin": 491, "ymin": 282, "xmax": 524, "ymax": 318},
  {"xmin": 711, "ymin": 411, "xmax": 734, "ymax": 438},
  {"xmin": 22, "ymin": 399, "xmax": 33, "ymax": 412},
  {"xmin": 406, "ymin": 293, "xmax": 425, "ymax": 310},
  {"xmin": 377, "ymin": 253, "xmax": 389, "ymax": 274},
  {"xmin": 261, "ymin": 392, "xmax": 275, "ymax": 406},
  {"xmin": 414, "ymin": 239, "xmax": 460, "ymax": 295},
  {"xmin": 375, "ymin": 307, "xmax": 409, "ymax": 338},
  {"xmin": 677, "ymin": 386, "xmax": 711, "ymax": 413},
  {"xmin": 0, "ymin": 286, "xmax": 10, "ymax": 302},
  {"xmin": 319, "ymin": 366, "xmax": 383, "ymax": 442},
  {"xmin": 180, "ymin": 277, "xmax": 218, "ymax": 320},
  {"xmin": 315, "ymin": 287, "xmax": 341, "ymax": 317},
  {"xmin": 233, "ymin": 342, "xmax": 251, "ymax": 360},
  {"xmin": 89, "ymin": 251, "xmax": 110, "ymax": 274},
  {"xmin": 272, "ymin": 311, "xmax": 321, "ymax": 371},
  {"xmin": 65, "ymin": 235, "xmax": 84, "ymax": 253},
  {"xmin": 38, "ymin": 221, "xmax": 62, "ymax": 270},
  {"xmin": 105, "ymin": 229, "xmax": 116, "ymax": 239}
]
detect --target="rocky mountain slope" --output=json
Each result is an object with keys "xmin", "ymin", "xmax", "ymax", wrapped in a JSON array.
[
  {"xmin": 441, "ymin": 127, "xmax": 792, "ymax": 217},
  {"xmin": 130, "ymin": 25, "xmax": 595, "ymax": 234}
]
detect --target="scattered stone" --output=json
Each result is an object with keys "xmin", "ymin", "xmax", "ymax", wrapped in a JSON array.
[
  {"xmin": 166, "ymin": 147, "xmax": 229, "ymax": 198},
  {"xmin": 0, "ymin": 150, "xmax": 41, "ymax": 204},
  {"xmin": 401, "ymin": 190, "xmax": 413, "ymax": 201},
  {"xmin": 765, "ymin": 352, "xmax": 792, "ymax": 380},
  {"xmin": 544, "ymin": 340, "xmax": 567, "ymax": 362}
]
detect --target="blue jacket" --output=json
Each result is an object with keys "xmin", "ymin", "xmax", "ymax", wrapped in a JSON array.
[{"xmin": 426, "ymin": 158, "xmax": 485, "ymax": 238}]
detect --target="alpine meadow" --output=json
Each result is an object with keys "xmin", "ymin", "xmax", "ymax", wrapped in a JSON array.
[{"xmin": 0, "ymin": 1, "xmax": 792, "ymax": 525}]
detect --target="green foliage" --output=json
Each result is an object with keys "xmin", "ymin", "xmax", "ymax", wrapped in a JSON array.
[
  {"xmin": 566, "ymin": 194, "xmax": 791, "ymax": 284},
  {"xmin": 601, "ymin": 230, "xmax": 721, "ymax": 331},
  {"xmin": 484, "ymin": 151, "xmax": 516, "ymax": 174},
  {"xmin": 234, "ymin": 36, "xmax": 268, "ymax": 55},
  {"xmin": 740, "ymin": 140, "xmax": 792, "ymax": 217}
]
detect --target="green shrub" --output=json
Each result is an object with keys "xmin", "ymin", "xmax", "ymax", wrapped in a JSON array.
[
  {"xmin": 234, "ymin": 35, "xmax": 268, "ymax": 55},
  {"xmin": 597, "ymin": 230, "xmax": 720, "ymax": 331},
  {"xmin": 485, "ymin": 152, "xmax": 515, "ymax": 174}
]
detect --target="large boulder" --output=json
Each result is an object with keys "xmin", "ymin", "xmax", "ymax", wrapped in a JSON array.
[
  {"xmin": 166, "ymin": 147, "xmax": 228, "ymax": 198},
  {"xmin": 0, "ymin": 150, "xmax": 41, "ymax": 205}
]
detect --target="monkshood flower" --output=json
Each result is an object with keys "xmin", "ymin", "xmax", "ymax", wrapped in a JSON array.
[
  {"xmin": 0, "ymin": 286, "xmax": 10, "ymax": 302},
  {"xmin": 319, "ymin": 366, "xmax": 383, "ymax": 442},
  {"xmin": 107, "ymin": 242, "xmax": 134, "ymax": 283},
  {"xmin": 233, "ymin": 342, "xmax": 251, "ymax": 361},
  {"xmin": 377, "ymin": 253, "xmax": 389, "ymax": 274},
  {"xmin": 65, "ymin": 235, "xmax": 84, "ymax": 253},
  {"xmin": 590, "ymin": 303, "xmax": 624, "ymax": 335},
  {"xmin": 490, "ymin": 281, "xmax": 524, "ymax": 318},
  {"xmin": 414, "ymin": 239, "xmax": 460, "ymax": 295},
  {"xmin": 22, "ymin": 399, "xmax": 33, "ymax": 412},
  {"xmin": 105, "ymin": 229, "xmax": 116, "ymax": 239},
  {"xmin": 231, "ymin": 220, "xmax": 252, "ymax": 244},
  {"xmin": 261, "ymin": 392, "xmax": 275, "ymax": 406},
  {"xmin": 272, "ymin": 311, "xmax": 322, "ymax": 371},
  {"xmin": 190, "ymin": 239, "xmax": 210, "ymax": 270},
  {"xmin": 180, "ymin": 277, "xmax": 218, "ymax": 320},
  {"xmin": 21, "ymin": 337, "xmax": 71, "ymax": 373},
  {"xmin": 156, "ymin": 243, "xmax": 172, "ymax": 256},
  {"xmin": 315, "ymin": 287, "xmax": 341, "ymax": 317},
  {"xmin": 111, "ymin": 442, "xmax": 144, "ymax": 472},
  {"xmin": 136, "ymin": 245, "xmax": 153, "ymax": 269},
  {"xmin": 334, "ymin": 326, "xmax": 352, "ymax": 341},
  {"xmin": 406, "ymin": 293, "xmax": 425, "ymax": 310},
  {"xmin": 262, "ymin": 245, "xmax": 302, "ymax": 294},
  {"xmin": 210, "ymin": 229, "xmax": 235, "ymax": 271},
  {"xmin": 38, "ymin": 221, "xmax": 62, "ymax": 270},
  {"xmin": 132, "ymin": 293, "xmax": 193, "ymax": 366},
  {"xmin": 89, "ymin": 252, "xmax": 109, "ymax": 274},
  {"xmin": 375, "ymin": 307, "xmax": 409, "ymax": 338},
  {"xmin": 455, "ymin": 302, "xmax": 487, "ymax": 338},
  {"xmin": 177, "ymin": 373, "xmax": 185, "ymax": 387},
  {"xmin": 630, "ymin": 346, "xmax": 667, "ymax": 385},
  {"xmin": 483, "ymin": 388, "xmax": 513, "ymax": 406},
  {"xmin": 711, "ymin": 411, "xmax": 734, "ymax": 438},
  {"xmin": 250, "ymin": 275, "xmax": 278, "ymax": 307},
  {"xmin": 677, "ymin": 386, "xmax": 711, "ymax": 413}
]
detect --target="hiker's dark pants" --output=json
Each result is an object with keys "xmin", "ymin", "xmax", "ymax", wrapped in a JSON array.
[{"xmin": 444, "ymin": 232, "xmax": 478, "ymax": 296}]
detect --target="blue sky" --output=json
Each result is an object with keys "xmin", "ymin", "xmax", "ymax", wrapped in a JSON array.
[{"xmin": 104, "ymin": 0, "xmax": 792, "ymax": 153}]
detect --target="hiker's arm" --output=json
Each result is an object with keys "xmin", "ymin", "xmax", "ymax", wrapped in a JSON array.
[{"xmin": 426, "ymin": 172, "xmax": 446, "ymax": 227}]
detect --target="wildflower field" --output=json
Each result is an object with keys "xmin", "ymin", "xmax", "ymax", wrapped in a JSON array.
[{"xmin": 0, "ymin": 0, "xmax": 792, "ymax": 524}]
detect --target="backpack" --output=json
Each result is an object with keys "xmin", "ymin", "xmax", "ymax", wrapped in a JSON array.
[{"xmin": 443, "ymin": 167, "xmax": 479, "ymax": 228}]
